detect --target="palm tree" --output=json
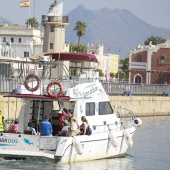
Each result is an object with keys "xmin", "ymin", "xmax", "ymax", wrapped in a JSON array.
[
  {"xmin": 144, "ymin": 36, "xmax": 166, "ymax": 45},
  {"xmin": 25, "ymin": 17, "xmax": 39, "ymax": 28},
  {"xmin": 73, "ymin": 21, "xmax": 87, "ymax": 50}
]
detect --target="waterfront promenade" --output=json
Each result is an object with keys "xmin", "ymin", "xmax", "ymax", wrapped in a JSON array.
[{"xmin": 0, "ymin": 95, "xmax": 170, "ymax": 124}]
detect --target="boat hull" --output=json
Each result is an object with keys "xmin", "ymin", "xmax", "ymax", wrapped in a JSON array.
[{"xmin": 0, "ymin": 126, "xmax": 135, "ymax": 163}]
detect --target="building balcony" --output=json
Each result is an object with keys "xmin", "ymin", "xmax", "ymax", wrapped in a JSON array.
[{"xmin": 41, "ymin": 15, "xmax": 69, "ymax": 24}]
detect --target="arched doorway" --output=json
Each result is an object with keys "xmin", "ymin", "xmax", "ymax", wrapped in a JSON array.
[{"xmin": 134, "ymin": 74, "xmax": 142, "ymax": 84}]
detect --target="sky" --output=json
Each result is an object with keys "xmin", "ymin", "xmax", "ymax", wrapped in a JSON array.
[{"xmin": 0, "ymin": 0, "xmax": 170, "ymax": 29}]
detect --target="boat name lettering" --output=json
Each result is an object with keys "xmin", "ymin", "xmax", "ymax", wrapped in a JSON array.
[
  {"xmin": 0, "ymin": 138, "xmax": 18, "ymax": 143},
  {"xmin": 83, "ymin": 86, "xmax": 98, "ymax": 97}
]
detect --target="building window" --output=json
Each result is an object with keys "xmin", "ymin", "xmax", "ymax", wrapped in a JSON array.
[
  {"xmin": 136, "ymin": 55, "xmax": 142, "ymax": 62},
  {"xmin": 50, "ymin": 43, "xmax": 53, "ymax": 49},
  {"xmin": 160, "ymin": 56, "xmax": 165, "ymax": 64},
  {"xmin": 86, "ymin": 102, "xmax": 95, "ymax": 116},
  {"xmin": 135, "ymin": 75, "xmax": 142, "ymax": 84},
  {"xmin": 159, "ymin": 74, "xmax": 165, "ymax": 84},
  {"xmin": 51, "ymin": 26, "xmax": 54, "ymax": 32},
  {"xmin": 3, "ymin": 37, "xmax": 6, "ymax": 42},
  {"xmin": 24, "ymin": 52, "xmax": 29, "ymax": 57},
  {"xmin": 11, "ymin": 38, "xmax": 14, "ymax": 43},
  {"xmin": 99, "ymin": 102, "xmax": 113, "ymax": 115},
  {"xmin": 19, "ymin": 38, "xmax": 21, "ymax": 43}
]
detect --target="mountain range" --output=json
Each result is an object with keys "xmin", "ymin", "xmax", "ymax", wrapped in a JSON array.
[
  {"xmin": 0, "ymin": 16, "xmax": 13, "ymax": 26},
  {"xmin": 1, "ymin": 5, "xmax": 170, "ymax": 59},
  {"xmin": 66, "ymin": 5, "xmax": 170, "ymax": 59}
]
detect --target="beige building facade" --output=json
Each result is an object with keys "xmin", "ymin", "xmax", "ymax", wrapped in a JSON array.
[{"xmin": 87, "ymin": 44, "xmax": 119, "ymax": 80}]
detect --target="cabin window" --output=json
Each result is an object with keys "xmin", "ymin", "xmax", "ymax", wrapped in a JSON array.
[
  {"xmin": 86, "ymin": 102, "xmax": 95, "ymax": 116},
  {"xmin": 99, "ymin": 102, "xmax": 113, "ymax": 115},
  {"xmin": 30, "ymin": 100, "xmax": 54, "ymax": 124}
]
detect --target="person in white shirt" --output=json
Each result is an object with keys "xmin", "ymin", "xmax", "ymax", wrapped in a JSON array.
[{"xmin": 68, "ymin": 115, "xmax": 78, "ymax": 137}]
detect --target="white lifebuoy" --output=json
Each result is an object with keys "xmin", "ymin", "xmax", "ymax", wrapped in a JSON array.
[
  {"xmin": 47, "ymin": 81, "xmax": 63, "ymax": 98},
  {"xmin": 123, "ymin": 129, "xmax": 133, "ymax": 147},
  {"xmin": 24, "ymin": 74, "xmax": 40, "ymax": 92},
  {"xmin": 109, "ymin": 131, "xmax": 119, "ymax": 147},
  {"xmin": 72, "ymin": 137, "xmax": 83, "ymax": 155},
  {"xmin": 133, "ymin": 118, "xmax": 142, "ymax": 127}
]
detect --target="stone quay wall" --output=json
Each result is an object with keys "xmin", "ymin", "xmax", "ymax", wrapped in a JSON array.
[
  {"xmin": 109, "ymin": 96, "xmax": 170, "ymax": 117},
  {"xmin": 0, "ymin": 95, "xmax": 170, "ymax": 122},
  {"xmin": 0, "ymin": 96, "xmax": 22, "ymax": 123}
]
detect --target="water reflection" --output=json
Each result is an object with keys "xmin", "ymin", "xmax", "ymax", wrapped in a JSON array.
[{"xmin": 0, "ymin": 116, "xmax": 170, "ymax": 170}]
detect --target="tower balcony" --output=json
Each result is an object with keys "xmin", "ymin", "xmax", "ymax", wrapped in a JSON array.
[{"xmin": 41, "ymin": 15, "xmax": 69, "ymax": 24}]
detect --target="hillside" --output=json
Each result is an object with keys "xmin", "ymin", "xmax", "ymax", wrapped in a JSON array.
[
  {"xmin": 65, "ymin": 5, "xmax": 170, "ymax": 58},
  {"xmin": 0, "ymin": 17, "xmax": 13, "ymax": 26}
]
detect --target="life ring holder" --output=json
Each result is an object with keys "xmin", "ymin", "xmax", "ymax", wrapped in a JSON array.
[
  {"xmin": 24, "ymin": 74, "xmax": 40, "ymax": 92},
  {"xmin": 47, "ymin": 81, "xmax": 63, "ymax": 98}
]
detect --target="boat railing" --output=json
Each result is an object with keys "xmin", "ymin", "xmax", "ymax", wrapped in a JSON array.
[
  {"xmin": 117, "ymin": 106, "xmax": 135, "ymax": 119},
  {"xmin": 92, "ymin": 120, "xmax": 130, "ymax": 133},
  {"xmin": 116, "ymin": 106, "xmax": 135, "ymax": 126},
  {"xmin": 36, "ymin": 62, "xmax": 100, "ymax": 91}
]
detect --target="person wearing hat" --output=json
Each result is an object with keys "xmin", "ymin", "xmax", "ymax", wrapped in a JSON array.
[
  {"xmin": 0, "ymin": 111, "xmax": 7, "ymax": 132},
  {"xmin": 9, "ymin": 119, "xmax": 19, "ymax": 132}
]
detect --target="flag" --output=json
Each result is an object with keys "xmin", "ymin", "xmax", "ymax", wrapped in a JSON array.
[
  {"xmin": 106, "ymin": 70, "xmax": 110, "ymax": 82},
  {"xmin": 47, "ymin": 2, "xmax": 63, "ymax": 16},
  {"xmin": 20, "ymin": 0, "xmax": 30, "ymax": 8}
]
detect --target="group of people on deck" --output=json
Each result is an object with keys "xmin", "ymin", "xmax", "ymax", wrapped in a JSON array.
[
  {"xmin": 0, "ymin": 111, "xmax": 37, "ymax": 135},
  {"xmin": 0, "ymin": 108, "xmax": 89, "ymax": 137},
  {"xmin": 59, "ymin": 108, "xmax": 89, "ymax": 137},
  {"xmin": 39, "ymin": 108, "xmax": 89, "ymax": 137}
]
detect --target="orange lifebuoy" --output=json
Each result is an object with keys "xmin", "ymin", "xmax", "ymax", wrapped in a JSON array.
[
  {"xmin": 24, "ymin": 74, "xmax": 40, "ymax": 92},
  {"xmin": 47, "ymin": 81, "xmax": 63, "ymax": 97}
]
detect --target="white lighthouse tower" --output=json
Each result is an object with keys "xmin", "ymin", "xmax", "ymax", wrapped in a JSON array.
[
  {"xmin": 41, "ymin": 1, "xmax": 69, "ymax": 78},
  {"xmin": 41, "ymin": 0, "xmax": 69, "ymax": 53}
]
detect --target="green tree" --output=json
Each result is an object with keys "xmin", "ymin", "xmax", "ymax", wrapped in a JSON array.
[
  {"xmin": 110, "ymin": 72, "xmax": 115, "ymax": 79},
  {"xmin": 144, "ymin": 36, "xmax": 166, "ymax": 45},
  {"xmin": 96, "ymin": 69, "xmax": 104, "ymax": 77},
  {"xmin": 73, "ymin": 21, "xmax": 87, "ymax": 50},
  {"xmin": 119, "ymin": 57, "xmax": 129, "ymax": 80},
  {"xmin": 25, "ymin": 17, "xmax": 38, "ymax": 28},
  {"xmin": 70, "ymin": 44, "xmax": 87, "ymax": 53},
  {"xmin": 115, "ymin": 71, "xmax": 126, "ymax": 80}
]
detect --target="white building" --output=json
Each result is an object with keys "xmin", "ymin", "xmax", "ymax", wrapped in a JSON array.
[
  {"xmin": 87, "ymin": 44, "xmax": 119, "ymax": 80},
  {"xmin": 0, "ymin": 22, "xmax": 44, "ymax": 58}
]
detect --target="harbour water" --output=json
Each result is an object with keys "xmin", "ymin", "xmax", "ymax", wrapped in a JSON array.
[{"xmin": 0, "ymin": 116, "xmax": 170, "ymax": 170}]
